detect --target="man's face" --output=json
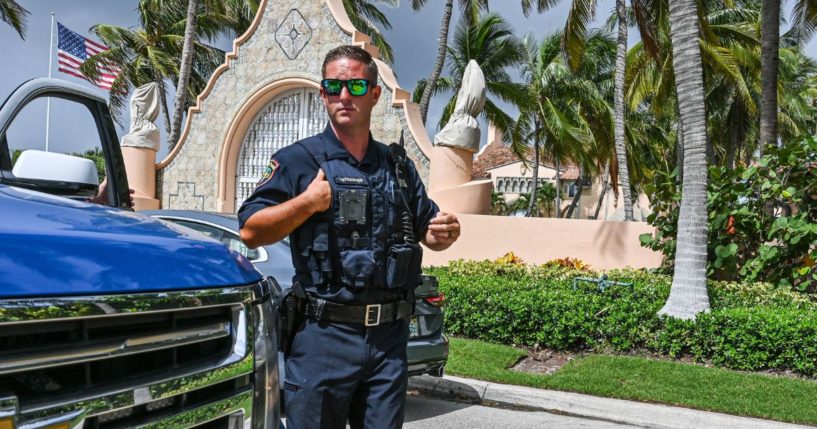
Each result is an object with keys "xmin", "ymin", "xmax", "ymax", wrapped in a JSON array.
[{"xmin": 321, "ymin": 57, "xmax": 381, "ymax": 131}]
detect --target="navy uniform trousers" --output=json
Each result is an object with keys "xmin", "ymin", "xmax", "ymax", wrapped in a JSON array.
[{"xmin": 284, "ymin": 316, "xmax": 409, "ymax": 429}]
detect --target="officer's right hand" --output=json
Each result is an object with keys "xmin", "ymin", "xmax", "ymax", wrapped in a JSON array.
[{"xmin": 306, "ymin": 169, "xmax": 332, "ymax": 213}]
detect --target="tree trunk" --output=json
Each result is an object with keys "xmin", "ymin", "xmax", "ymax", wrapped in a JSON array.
[
  {"xmin": 418, "ymin": 0, "xmax": 453, "ymax": 124},
  {"xmin": 759, "ymin": 0, "xmax": 780, "ymax": 156},
  {"xmin": 565, "ymin": 168, "xmax": 585, "ymax": 219},
  {"xmin": 659, "ymin": 0, "xmax": 711, "ymax": 320},
  {"xmin": 157, "ymin": 78, "xmax": 171, "ymax": 136},
  {"xmin": 525, "ymin": 123, "xmax": 541, "ymax": 217},
  {"xmin": 615, "ymin": 0, "xmax": 634, "ymax": 221},
  {"xmin": 169, "ymin": 0, "xmax": 200, "ymax": 150},
  {"xmin": 706, "ymin": 135, "xmax": 716, "ymax": 165},
  {"xmin": 554, "ymin": 156, "xmax": 561, "ymax": 218},
  {"xmin": 593, "ymin": 163, "xmax": 610, "ymax": 220},
  {"xmin": 676, "ymin": 119, "xmax": 684, "ymax": 184},
  {"xmin": 726, "ymin": 101, "xmax": 743, "ymax": 169}
]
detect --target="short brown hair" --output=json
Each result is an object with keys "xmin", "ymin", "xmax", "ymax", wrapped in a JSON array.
[{"xmin": 322, "ymin": 45, "xmax": 379, "ymax": 82}]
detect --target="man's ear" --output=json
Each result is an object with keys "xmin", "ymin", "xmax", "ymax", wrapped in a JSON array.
[
  {"xmin": 320, "ymin": 87, "xmax": 329, "ymax": 106},
  {"xmin": 372, "ymin": 85, "xmax": 381, "ymax": 103}
]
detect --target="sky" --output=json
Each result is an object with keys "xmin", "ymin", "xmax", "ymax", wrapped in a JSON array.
[{"xmin": 0, "ymin": 0, "xmax": 814, "ymax": 160}]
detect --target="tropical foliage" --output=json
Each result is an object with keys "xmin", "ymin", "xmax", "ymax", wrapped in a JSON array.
[
  {"xmin": 641, "ymin": 136, "xmax": 817, "ymax": 292},
  {"xmin": 0, "ymin": 0, "xmax": 28, "ymax": 39},
  {"xmin": 82, "ymin": 0, "xmax": 238, "ymax": 130},
  {"xmin": 343, "ymin": 0, "xmax": 399, "ymax": 63},
  {"xmin": 412, "ymin": 13, "xmax": 527, "ymax": 137},
  {"xmin": 410, "ymin": 0, "xmax": 490, "ymax": 122}
]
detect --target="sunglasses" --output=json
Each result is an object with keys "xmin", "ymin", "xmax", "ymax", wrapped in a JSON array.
[{"xmin": 321, "ymin": 79, "xmax": 372, "ymax": 96}]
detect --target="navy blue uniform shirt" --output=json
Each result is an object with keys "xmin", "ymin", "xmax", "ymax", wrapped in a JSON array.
[{"xmin": 238, "ymin": 125, "xmax": 439, "ymax": 304}]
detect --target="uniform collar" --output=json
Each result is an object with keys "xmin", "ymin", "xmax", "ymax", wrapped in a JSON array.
[{"xmin": 321, "ymin": 123, "xmax": 380, "ymax": 169}]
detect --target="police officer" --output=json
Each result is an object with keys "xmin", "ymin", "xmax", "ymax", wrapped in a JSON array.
[{"xmin": 238, "ymin": 45, "xmax": 460, "ymax": 429}]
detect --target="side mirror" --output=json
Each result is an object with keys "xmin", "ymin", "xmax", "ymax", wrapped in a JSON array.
[
  {"xmin": 11, "ymin": 150, "xmax": 99, "ymax": 197},
  {"xmin": 13, "ymin": 150, "xmax": 99, "ymax": 185}
]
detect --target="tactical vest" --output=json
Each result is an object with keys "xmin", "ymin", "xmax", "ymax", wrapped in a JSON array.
[{"xmin": 294, "ymin": 138, "xmax": 423, "ymax": 291}]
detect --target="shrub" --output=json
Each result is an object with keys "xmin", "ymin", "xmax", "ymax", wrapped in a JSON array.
[
  {"xmin": 427, "ymin": 259, "xmax": 817, "ymax": 377},
  {"xmin": 640, "ymin": 137, "xmax": 817, "ymax": 291}
]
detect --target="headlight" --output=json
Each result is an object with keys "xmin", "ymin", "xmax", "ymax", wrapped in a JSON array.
[{"xmin": 252, "ymin": 277, "xmax": 282, "ymax": 429}]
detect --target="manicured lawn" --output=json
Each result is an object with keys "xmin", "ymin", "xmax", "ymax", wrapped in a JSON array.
[{"xmin": 447, "ymin": 337, "xmax": 817, "ymax": 425}]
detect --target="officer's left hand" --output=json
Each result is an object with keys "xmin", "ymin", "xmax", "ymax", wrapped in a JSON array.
[{"xmin": 425, "ymin": 212, "xmax": 460, "ymax": 249}]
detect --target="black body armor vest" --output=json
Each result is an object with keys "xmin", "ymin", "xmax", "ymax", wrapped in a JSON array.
[{"xmin": 294, "ymin": 138, "xmax": 423, "ymax": 291}]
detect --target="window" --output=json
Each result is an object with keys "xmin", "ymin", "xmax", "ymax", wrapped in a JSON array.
[
  {"xmin": 3, "ymin": 96, "xmax": 108, "ymax": 200},
  {"xmin": 172, "ymin": 219, "xmax": 261, "ymax": 261}
]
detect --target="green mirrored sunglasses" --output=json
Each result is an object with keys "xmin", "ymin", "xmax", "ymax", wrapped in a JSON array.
[{"xmin": 321, "ymin": 79, "xmax": 371, "ymax": 96}]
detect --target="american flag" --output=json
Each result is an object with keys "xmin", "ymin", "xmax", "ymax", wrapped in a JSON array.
[{"xmin": 57, "ymin": 22, "xmax": 120, "ymax": 90}]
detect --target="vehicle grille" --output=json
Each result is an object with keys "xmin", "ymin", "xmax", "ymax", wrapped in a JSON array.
[
  {"xmin": 0, "ymin": 306, "xmax": 233, "ymax": 406},
  {"xmin": 0, "ymin": 287, "xmax": 260, "ymax": 428}
]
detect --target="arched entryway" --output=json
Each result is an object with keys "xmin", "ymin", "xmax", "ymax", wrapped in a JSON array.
[{"xmin": 234, "ymin": 87, "xmax": 328, "ymax": 209}]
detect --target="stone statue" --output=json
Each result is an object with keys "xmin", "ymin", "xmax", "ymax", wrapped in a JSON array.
[
  {"xmin": 121, "ymin": 82, "xmax": 161, "ymax": 151},
  {"xmin": 433, "ymin": 60, "xmax": 486, "ymax": 153}
]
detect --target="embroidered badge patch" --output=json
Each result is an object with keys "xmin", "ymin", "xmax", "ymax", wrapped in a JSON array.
[{"xmin": 257, "ymin": 159, "xmax": 280, "ymax": 186}]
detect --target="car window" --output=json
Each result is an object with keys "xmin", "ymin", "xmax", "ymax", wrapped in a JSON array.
[
  {"xmin": 4, "ymin": 97, "xmax": 107, "ymax": 195},
  {"xmin": 171, "ymin": 219, "xmax": 260, "ymax": 261}
]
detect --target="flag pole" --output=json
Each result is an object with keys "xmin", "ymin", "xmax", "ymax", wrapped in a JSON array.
[{"xmin": 45, "ymin": 12, "xmax": 55, "ymax": 152}]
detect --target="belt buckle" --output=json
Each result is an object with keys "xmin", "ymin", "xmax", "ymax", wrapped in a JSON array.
[{"xmin": 365, "ymin": 304, "xmax": 381, "ymax": 327}]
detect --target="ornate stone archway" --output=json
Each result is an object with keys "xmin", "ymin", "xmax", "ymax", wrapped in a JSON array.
[{"xmin": 157, "ymin": 0, "xmax": 433, "ymax": 212}]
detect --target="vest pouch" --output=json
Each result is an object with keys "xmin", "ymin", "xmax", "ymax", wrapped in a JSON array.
[
  {"xmin": 312, "ymin": 222, "xmax": 332, "ymax": 280},
  {"xmin": 340, "ymin": 249, "xmax": 376, "ymax": 288},
  {"xmin": 386, "ymin": 243, "xmax": 423, "ymax": 290}
]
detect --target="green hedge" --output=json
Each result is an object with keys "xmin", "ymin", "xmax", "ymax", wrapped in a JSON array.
[{"xmin": 425, "ymin": 260, "xmax": 817, "ymax": 377}]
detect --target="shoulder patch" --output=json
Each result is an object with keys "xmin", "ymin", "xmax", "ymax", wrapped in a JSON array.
[{"xmin": 257, "ymin": 159, "xmax": 280, "ymax": 186}]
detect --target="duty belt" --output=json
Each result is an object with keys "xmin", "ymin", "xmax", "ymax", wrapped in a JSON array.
[{"xmin": 304, "ymin": 295, "xmax": 412, "ymax": 326}]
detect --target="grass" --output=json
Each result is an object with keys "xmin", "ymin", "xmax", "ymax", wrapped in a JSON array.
[{"xmin": 447, "ymin": 337, "xmax": 817, "ymax": 425}]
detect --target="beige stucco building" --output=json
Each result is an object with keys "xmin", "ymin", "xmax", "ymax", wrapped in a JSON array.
[{"xmin": 471, "ymin": 127, "xmax": 652, "ymax": 221}]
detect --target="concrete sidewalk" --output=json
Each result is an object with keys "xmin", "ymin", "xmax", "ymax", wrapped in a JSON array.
[{"xmin": 408, "ymin": 375, "xmax": 814, "ymax": 429}]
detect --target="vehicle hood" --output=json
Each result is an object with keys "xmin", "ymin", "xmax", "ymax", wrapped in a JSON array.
[{"xmin": 0, "ymin": 185, "xmax": 262, "ymax": 298}]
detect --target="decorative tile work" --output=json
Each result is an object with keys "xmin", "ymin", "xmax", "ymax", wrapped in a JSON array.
[
  {"xmin": 275, "ymin": 9, "xmax": 312, "ymax": 59},
  {"xmin": 167, "ymin": 182, "xmax": 205, "ymax": 211}
]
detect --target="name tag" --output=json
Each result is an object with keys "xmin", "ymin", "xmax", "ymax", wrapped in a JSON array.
[{"xmin": 336, "ymin": 177, "xmax": 366, "ymax": 185}]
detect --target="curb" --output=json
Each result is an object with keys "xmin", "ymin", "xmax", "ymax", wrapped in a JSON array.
[{"xmin": 408, "ymin": 375, "xmax": 814, "ymax": 429}]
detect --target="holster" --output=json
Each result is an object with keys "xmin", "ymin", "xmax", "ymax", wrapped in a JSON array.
[{"xmin": 280, "ymin": 282, "xmax": 306, "ymax": 356}]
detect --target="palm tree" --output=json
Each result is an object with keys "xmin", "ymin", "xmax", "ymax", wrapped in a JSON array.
[
  {"xmin": 612, "ymin": 0, "xmax": 634, "ymax": 220},
  {"xmin": 759, "ymin": 0, "xmax": 779, "ymax": 154},
  {"xmin": 169, "ymin": 0, "xmax": 201, "ymax": 148},
  {"xmin": 512, "ymin": 31, "xmax": 610, "ymax": 218},
  {"xmin": 0, "ymin": 0, "xmax": 28, "ymax": 39},
  {"xmin": 412, "ymin": 13, "xmax": 527, "ymax": 139},
  {"xmin": 410, "ymin": 0, "xmax": 489, "ymax": 123},
  {"xmin": 758, "ymin": 0, "xmax": 817, "ymax": 155},
  {"xmin": 343, "ymin": 0, "xmax": 399, "ymax": 64},
  {"xmin": 524, "ymin": 0, "xmax": 659, "ymax": 221},
  {"xmin": 658, "ymin": 0, "xmax": 711, "ymax": 320},
  {"xmin": 777, "ymin": 46, "xmax": 817, "ymax": 141},
  {"xmin": 625, "ymin": 1, "xmax": 762, "ymax": 168},
  {"xmin": 82, "ymin": 0, "xmax": 227, "ymax": 134}
]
